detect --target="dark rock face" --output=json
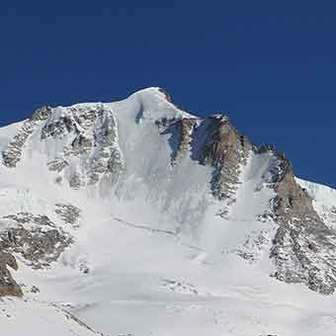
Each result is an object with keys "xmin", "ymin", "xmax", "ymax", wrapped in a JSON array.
[
  {"xmin": 163, "ymin": 118, "xmax": 197, "ymax": 165},
  {"xmin": 161, "ymin": 114, "xmax": 253, "ymax": 220},
  {"xmin": 201, "ymin": 115, "xmax": 252, "ymax": 202},
  {"xmin": 69, "ymin": 172, "xmax": 82, "ymax": 189},
  {"xmin": 2, "ymin": 121, "xmax": 35, "ymax": 168},
  {"xmin": 2, "ymin": 107, "xmax": 51, "ymax": 168},
  {"xmin": 55, "ymin": 203, "xmax": 81, "ymax": 227},
  {"xmin": 0, "ymin": 213, "xmax": 73, "ymax": 269},
  {"xmin": 0, "ymin": 252, "xmax": 22, "ymax": 297},
  {"xmin": 162, "ymin": 114, "xmax": 252, "ymax": 208},
  {"xmin": 47, "ymin": 159, "xmax": 69, "ymax": 173},
  {"xmin": 269, "ymin": 152, "xmax": 336, "ymax": 294},
  {"xmin": 30, "ymin": 106, "xmax": 52, "ymax": 122}
]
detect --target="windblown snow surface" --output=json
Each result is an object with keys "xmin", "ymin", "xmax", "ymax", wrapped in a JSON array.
[{"xmin": 1, "ymin": 88, "xmax": 336, "ymax": 335}]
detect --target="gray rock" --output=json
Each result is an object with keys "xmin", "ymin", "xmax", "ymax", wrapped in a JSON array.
[
  {"xmin": 0, "ymin": 252, "xmax": 22, "ymax": 297},
  {"xmin": 0, "ymin": 213, "xmax": 73, "ymax": 269},
  {"xmin": 201, "ymin": 115, "xmax": 252, "ymax": 202},
  {"xmin": 2, "ymin": 121, "xmax": 35, "ymax": 168},
  {"xmin": 30, "ymin": 106, "xmax": 52, "ymax": 121},
  {"xmin": 267, "ymin": 151, "xmax": 336, "ymax": 294},
  {"xmin": 55, "ymin": 203, "xmax": 81, "ymax": 227}
]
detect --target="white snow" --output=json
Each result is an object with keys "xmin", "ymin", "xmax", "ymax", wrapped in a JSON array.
[
  {"xmin": 297, "ymin": 177, "xmax": 336, "ymax": 229},
  {"xmin": 0, "ymin": 297, "xmax": 99, "ymax": 336}
]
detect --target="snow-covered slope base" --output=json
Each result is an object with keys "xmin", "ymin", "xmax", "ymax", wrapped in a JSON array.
[
  {"xmin": 1, "ymin": 297, "xmax": 101, "ymax": 336},
  {"xmin": 1, "ymin": 88, "xmax": 336, "ymax": 335}
]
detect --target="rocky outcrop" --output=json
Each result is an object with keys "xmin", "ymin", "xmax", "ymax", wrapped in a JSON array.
[
  {"xmin": 2, "ymin": 106, "xmax": 51, "ymax": 168},
  {"xmin": 268, "ymin": 151, "xmax": 336, "ymax": 294},
  {"xmin": 69, "ymin": 172, "xmax": 82, "ymax": 189},
  {"xmin": 201, "ymin": 115, "xmax": 252, "ymax": 201},
  {"xmin": 47, "ymin": 159, "xmax": 69, "ymax": 173},
  {"xmin": 41, "ymin": 104, "xmax": 125, "ymax": 187},
  {"xmin": 0, "ymin": 252, "xmax": 22, "ymax": 297},
  {"xmin": 41, "ymin": 108, "xmax": 79, "ymax": 140},
  {"xmin": 2, "ymin": 121, "xmax": 35, "ymax": 168},
  {"xmin": 2, "ymin": 103, "xmax": 125, "ymax": 188},
  {"xmin": 89, "ymin": 109, "xmax": 124, "ymax": 185},
  {"xmin": 162, "ymin": 117, "xmax": 197, "ymax": 165},
  {"xmin": 161, "ymin": 114, "xmax": 252, "ymax": 208},
  {"xmin": 0, "ymin": 213, "xmax": 72, "ymax": 269},
  {"xmin": 173, "ymin": 118, "xmax": 197, "ymax": 163},
  {"xmin": 30, "ymin": 105, "xmax": 52, "ymax": 122},
  {"xmin": 55, "ymin": 203, "xmax": 81, "ymax": 227}
]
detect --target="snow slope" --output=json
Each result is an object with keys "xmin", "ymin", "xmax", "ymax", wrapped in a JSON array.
[
  {"xmin": 0, "ymin": 87, "xmax": 336, "ymax": 335},
  {"xmin": 297, "ymin": 178, "xmax": 336, "ymax": 229}
]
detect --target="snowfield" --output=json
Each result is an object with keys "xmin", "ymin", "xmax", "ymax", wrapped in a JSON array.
[{"xmin": 0, "ymin": 88, "xmax": 336, "ymax": 335}]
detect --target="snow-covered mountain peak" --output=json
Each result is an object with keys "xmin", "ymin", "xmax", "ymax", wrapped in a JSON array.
[
  {"xmin": 115, "ymin": 86, "xmax": 194, "ymax": 122},
  {"xmin": 1, "ymin": 88, "xmax": 336, "ymax": 335},
  {"xmin": 33, "ymin": 86, "xmax": 192, "ymax": 127}
]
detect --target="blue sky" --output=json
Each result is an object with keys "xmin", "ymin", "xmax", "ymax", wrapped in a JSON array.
[{"xmin": 1, "ymin": 1, "xmax": 336, "ymax": 187}]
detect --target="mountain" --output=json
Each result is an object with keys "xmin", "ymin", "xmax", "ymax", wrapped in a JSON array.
[{"xmin": 1, "ymin": 87, "xmax": 336, "ymax": 335}]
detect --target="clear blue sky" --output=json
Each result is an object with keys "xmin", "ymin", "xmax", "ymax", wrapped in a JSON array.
[{"xmin": 1, "ymin": 1, "xmax": 336, "ymax": 187}]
